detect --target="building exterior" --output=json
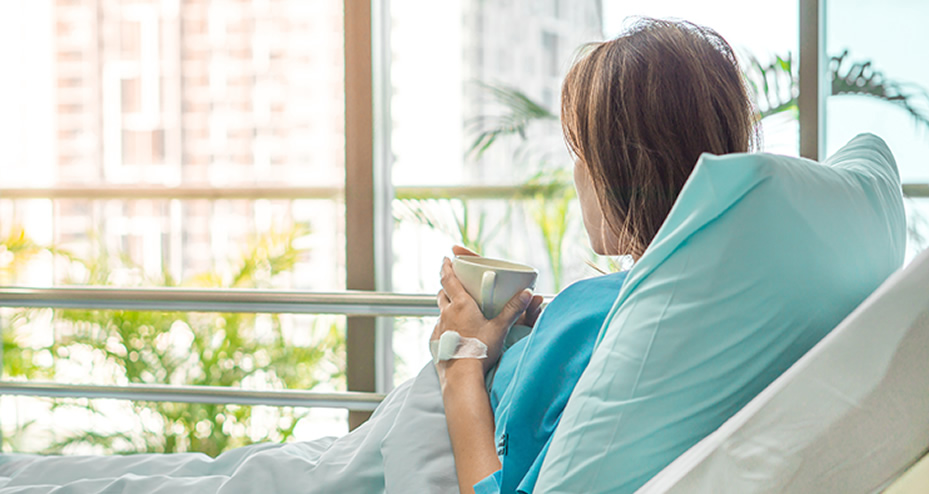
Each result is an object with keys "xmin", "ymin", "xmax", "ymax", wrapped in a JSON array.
[{"xmin": 31, "ymin": 0, "xmax": 346, "ymax": 286}]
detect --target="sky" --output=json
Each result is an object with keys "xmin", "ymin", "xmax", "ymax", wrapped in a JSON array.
[{"xmin": 603, "ymin": 0, "xmax": 798, "ymax": 59}]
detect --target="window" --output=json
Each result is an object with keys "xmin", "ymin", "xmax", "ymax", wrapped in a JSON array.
[
  {"xmin": 1, "ymin": 0, "xmax": 925, "ymax": 457},
  {"xmin": 0, "ymin": 0, "xmax": 348, "ymax": 454}
]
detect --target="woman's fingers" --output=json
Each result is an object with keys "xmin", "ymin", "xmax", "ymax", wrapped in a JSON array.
[
  {"xmin": 436, "ymin": 289, "xmax": 451, "ymax": 310},
  {"xmin": 440, "ymin": 258, "xmax": 470, "ymax": 301},
  {"xmin": 526, "ymin": 295, "xmax": 544, "ymax": 325},
  {"xmin": 451, "ymin": 245, "xmax": 479, "ymax": 257},
  {"xmin": 493, "ymin": 289, "xmax": 532, "ymax": 329}
]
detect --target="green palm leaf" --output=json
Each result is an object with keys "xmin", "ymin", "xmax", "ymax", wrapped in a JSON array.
[
  {"xmin": 467, "ymin": 82, "xmax": 558, "ymax": 159},
  {"xmin": 743, "ymin": 53, "xmax": 798, "ymax": 120},
  {"xmin": 746, "ymin": 50, "xmax": 929, "ymax": 130},
  {"xmin": 830, "ymin": 50, "xmax": 929, "ymax": 129}
]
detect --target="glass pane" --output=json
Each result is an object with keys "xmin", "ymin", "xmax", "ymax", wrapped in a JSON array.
[
  {"xmin": 904, "ymin": 198, "xmax": 929, "ymax": 263},
  {"xmin": 1, "ymin": 308, "xmax": 347, "ymax": 454},
  {"xmin": 388, "ymin": 1, "xmax": 799, "ymax": 382},
  {"xmin": 0, "ymin": 1, "xmax": 345, "ymax": 289},
  {"xmin": 0, "ymin": 1, "xmax": 349, "ymax": 451},
  {"xmin": 826, "ymin": 0, "xmax": 929, "ymax": 183},
  {"xmin": 391, "ymin": 316, "xmax": 438, "ymax": 385},
  {"xmin": 0, "ymin": 198, "xmax": 342, "ymax": 291},
  {"xmin": 389, "ymin": 2, "xmax": 601, "ymax": 294},
  {"xmin": 389, "ymin": 2, "xmax": 602, "ymax": 380}
]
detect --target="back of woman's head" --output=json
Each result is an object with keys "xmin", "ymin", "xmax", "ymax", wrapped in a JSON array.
[{"xmin": 562, "ymin": 18, "xmax": 757, "ymax": 259}]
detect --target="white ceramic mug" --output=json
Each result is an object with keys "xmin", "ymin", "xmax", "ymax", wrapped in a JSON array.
[{"xmin": 452, "ymin": 255, "xmax": 539, "ymax": 319}]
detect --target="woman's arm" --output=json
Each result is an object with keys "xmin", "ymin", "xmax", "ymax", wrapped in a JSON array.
[
  {"xmin": 434, "ymin": 256, "xmax": 540, "ymax": 493},
  {"xmin": 440, "ymin": 359, "xmax": 501, "ymax": 493}
]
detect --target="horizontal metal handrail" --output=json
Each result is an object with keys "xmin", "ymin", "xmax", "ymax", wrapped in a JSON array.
[
  {"xmin": 0, "ymin": 287, "xmax": 441, "ymax": 316},
  {"xmin": 0, "ymin": 288, "xmax": 555, "ymax": 411},
  {"xmin": 0, "ymin": 381, "xmax": 384, "ymax": 411},
  {"xmin": 0, "ymin": 183, "xmax": 926, "ymax": 199},
  {"xmin": 0, "ymin": 184, "xmax": 570, "ymax": 201},
  {"xmin": 905, "ymin": 183, "xmax": 929, "ymax": 198},
  {"xmin": 396, "ymin": 184, "xmax": 573, "ymax": 200},
  {"xmin": 0, "ymin": 185, "xmax": 343, "ymax": 200}
]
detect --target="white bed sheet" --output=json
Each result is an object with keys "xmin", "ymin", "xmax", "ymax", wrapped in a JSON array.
[{"xmin": 0, "ymin": 364, "xmax": 458, "ymax": 494}]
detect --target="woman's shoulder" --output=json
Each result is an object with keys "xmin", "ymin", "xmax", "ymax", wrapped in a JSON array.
[
  {"xmin": 531, "ymin": 270, "xmax": 629, "ymax": 330},
  {"xmin": 551, "ymin": 270, "xmax": 628, "ymax": 305}
]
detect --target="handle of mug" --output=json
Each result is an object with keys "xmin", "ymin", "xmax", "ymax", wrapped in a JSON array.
[{"xmin": 480, "ymin": 271, "xmax": 496, "ymax": 319}]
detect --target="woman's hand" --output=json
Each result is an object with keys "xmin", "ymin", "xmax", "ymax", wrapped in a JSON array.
[
  {"xmin": 434, "ymin": 250, "xmax": 529, "ymax": 493},
  {"xmin": 434, "ymin": 257, "xmax": 533, "ymax": 378},
  {"xmin": 449, "ymin": 246, "xmax": 545, "ymax": 328}
]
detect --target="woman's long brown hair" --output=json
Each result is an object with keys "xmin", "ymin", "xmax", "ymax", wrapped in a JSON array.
[{"xmin": 562, "ymin": 18, "xmax": 758, "ymax": 259}]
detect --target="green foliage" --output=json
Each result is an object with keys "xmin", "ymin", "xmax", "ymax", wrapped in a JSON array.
[
  {"xmin": 1, "ymin": 226, "xmax": 345, "ymax": 456},
  {"xmin": 743, "ymin": 53, "xmax": 799, "ymax": 120},
  {"xmin": 524, "ymin": 169, "xmax": 575, "ymax": 291},
  {"xmin": 394, "ymin": 198, "xmax": 510, "ymax": 255},
  {"xmin": 830, "ymin": 51, "xmax": 929, "ymax": 130},
  {"xmin": 467, "ymin": 82, "xmax": 558, "ymax": 159},
  {"xmin": 0, "ymin": 228, "xmax": 50, "ymax": 285},
  {"xmin": 1, "ymin": 226, "xmax": 63, "ymax": 382},
  {"xmin": 745, "ymin": 50, "xmax": 929, "ymax": 130},
  {"xmin": 396, "ymin": 83, "xmax": 578, "ymax": 282},
  {"xmin": 2, "ymin": 315, "xmax": 52, "ymax": 381}
]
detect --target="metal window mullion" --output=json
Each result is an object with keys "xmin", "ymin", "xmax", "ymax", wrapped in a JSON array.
[
  {"xmin": 799, "ymin": 0, "xmax": 826, "ymax": 160},
  {"xmin": 371, "ymin": 0, "xmax": 395, "ymax": 395},
  {"xmin": 344, "ymin": 0, "xmax": 379, "ymax": 430}
]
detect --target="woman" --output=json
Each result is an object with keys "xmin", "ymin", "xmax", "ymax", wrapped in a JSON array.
[{"xmin": 434, "ymin": 18, "xmax": 756, "ymax": 493}]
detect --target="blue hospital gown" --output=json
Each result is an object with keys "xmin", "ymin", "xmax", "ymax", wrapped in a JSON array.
[{"xmin": 476, "ymin": 271, "xmax": 628, "ymax": 494}]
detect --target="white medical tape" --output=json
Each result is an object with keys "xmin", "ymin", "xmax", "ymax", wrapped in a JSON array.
[{"xmin": 429, "ymin": 330, "xmax": 488, "ymax": 365}]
